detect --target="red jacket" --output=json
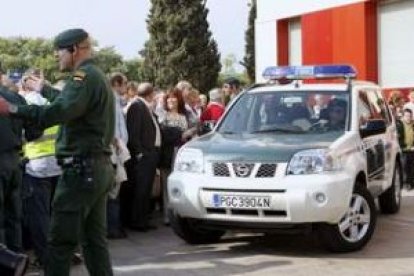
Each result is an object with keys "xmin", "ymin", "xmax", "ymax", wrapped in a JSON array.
[{"xmin": 200, "ymin": 102, "xmax": 225, "ymax": 123}]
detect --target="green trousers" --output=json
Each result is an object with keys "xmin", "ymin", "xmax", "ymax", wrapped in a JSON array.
[
  {"xmin": 0, "ymin": 152, "xmax": 22, "ymax": 252},
  {"xmin": 46, "ymin": 157, "xmax": 114, "ymax": 276}
]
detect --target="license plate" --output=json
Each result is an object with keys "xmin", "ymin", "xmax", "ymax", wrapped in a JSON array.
[{"xmin": 212, "ymin": 194, "xmax": 271, "ymax": 209}]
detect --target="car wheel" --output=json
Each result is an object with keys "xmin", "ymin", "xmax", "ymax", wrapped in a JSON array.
[
  {"xmin": 168, "ymin": 209, "xmax": 225, "ymax": 244},
  {"xmin": 319, "ymin": 185, "xmax": 376, "ymax": 252},
  {"xmin": 379, "ymin": 162, "xmax": 402, "ymax": 214}
]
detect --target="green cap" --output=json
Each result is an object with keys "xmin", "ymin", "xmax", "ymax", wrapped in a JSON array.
[{"xmin": 54, "ymin": 28, "xmax": 89, "ymax": 49}]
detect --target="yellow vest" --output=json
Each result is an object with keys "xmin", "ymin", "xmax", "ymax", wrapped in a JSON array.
[{"xmin": 24, "ymin": 125, "xmax": 59, "ymax": 160}]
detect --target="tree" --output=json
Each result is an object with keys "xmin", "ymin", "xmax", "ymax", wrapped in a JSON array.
[
  {"xmin": 222, "ymin": 54, "xmax": 237, "ymax": 76},
  {"xmin": 242, "ymin": 0, "xmax": 256, "ymax": 83},
  {"xmin": 143, "ymin": 0, "xmax": 221, "ymax": 92},
  {"xmin": 123, "ymin": 58, "xmax": 146, "ymax": 82},
  {"xmin": 93, "ymin": 46, "xmax": 124, "ymax": 74},
  {"xmin": 0, "ymin": 37, "xmax": 58, "ymax": 81}
]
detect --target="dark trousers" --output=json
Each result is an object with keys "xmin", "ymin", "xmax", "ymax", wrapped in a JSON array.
[
  {"xmin": 46, "ymin": 158, "xmax": 113, "ymax": 276},
  {"xmin": 0, "ymin": 152, "xmax": 22, "ymax": 252},
  {"xmin": 124, "ymin": 151, "xmax": 158, "ymax": 228},
  {"xmin": 106, "ymin": 194, "xmax": 122, "ymax": 235},
  {"xmin": 22, "ymin": 174, "xmax": 58, "ymax": 265},
  {"xmin": 403, "ymin": 151, "xmax": 414, "ymax": 187}
]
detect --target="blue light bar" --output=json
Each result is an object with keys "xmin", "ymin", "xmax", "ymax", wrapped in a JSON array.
[{"xmin": 262, "ymin": 65, "xmax": 357, "ymax": 81}]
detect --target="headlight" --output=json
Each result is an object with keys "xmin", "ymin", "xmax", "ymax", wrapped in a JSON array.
[
  {"xmin": 287, "ymin": 149, "xmax": 343, "ymax": 175},
  {"xmin": 174, "ymin": 148, "xmax": 204, "ymax": 173}
]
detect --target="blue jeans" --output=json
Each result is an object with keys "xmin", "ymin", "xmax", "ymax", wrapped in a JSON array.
[{"xmin": 22, "ymin": 174, "xmax": 58, "ymax": 264}]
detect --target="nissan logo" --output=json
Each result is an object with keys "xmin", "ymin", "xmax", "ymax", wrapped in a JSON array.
[{"xmin": 235, "ymin": 164, "xmax": 250, "ymax": 177}]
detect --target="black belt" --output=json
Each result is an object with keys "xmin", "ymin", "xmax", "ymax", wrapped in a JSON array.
[{"xmin": 57, "ymin": 154, "xmax": 109, "ymax": 167}]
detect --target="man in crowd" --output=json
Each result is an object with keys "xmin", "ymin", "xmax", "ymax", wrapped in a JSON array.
[
  {"xmin": 222, "ymin": 77, "xmax": 241, "ymax": 105},
  {"xmin": 200, "ymin": 88, "xmax": 224, "ymax": 133},
  {"xmin": 107, "ymin": 72, "xmax": 129, "ymax": 239},
  {"xmin": 20, "ymin": 72, "xmax": 61, "ymax": 267},
  {"xmin": 403, "ymin": 90, "xmax": 414, "ymax": 115},
  {"xmin": 0, "ymin": 28, "xmax": 114, "ymax": 276},
  {"xmin": 0, "ymin": 64, "xmax": 42, "ymax": 274},
  {"xmin": 125, "ymin": 82, "xmax": 161, "ymax": 231},
  {"xmin": 396, "ymin": 109, "xmax": 414, "ymax": 190}
]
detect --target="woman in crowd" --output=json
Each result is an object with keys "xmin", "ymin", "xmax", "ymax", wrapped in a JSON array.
[{"xmin": 159, "ymin": 88, "xmax": 190, "ymax": 224}]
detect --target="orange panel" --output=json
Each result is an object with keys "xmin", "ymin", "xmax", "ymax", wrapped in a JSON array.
[
  {"xmin": 302, "ymin": 9, "xmax": 333, "ymax": 65},
  {"xmin": 332, "ymin": 1, "xmax": 378, "ymax": 82}
]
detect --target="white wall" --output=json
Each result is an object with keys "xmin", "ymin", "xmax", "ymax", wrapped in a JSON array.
[
  {"xmin": 289, "ymin": 18, "xmax": 302, "ymax": 66},
  {"xmin": 257, "ymin": 0, "xmax": 365, "ymax": 22},
  {"xmin": 255, "ymin": 20, "xmax": 277, "ymax": 82},
  {"xmin": 379, "ymin": 0, "xmax": 414, "ymax": 88}
]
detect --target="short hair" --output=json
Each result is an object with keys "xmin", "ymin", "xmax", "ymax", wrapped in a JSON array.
[
  {"xmin": 403, "ymin": 108, "xmax": 413, "ymax": 115},
  {"xmin": 137, "ymin": 82, "xmax": 154, "ymax": 97},
  {"xmin": 109, "ymin": 72, "xmax": 126, "ymax": 87},
  {"xmin": 223, "ymin": 77, "xmax": 240, "ymax": 89},
  {"xmin": 208, "ymin": 88, "xmax": 222, "ymax": 102},
  {"xmin": 176, "ymin": 80, "xmax": 192, "ymax": 91},
  {"xmin": 328, "ymin": 98, "xmax": 347, "ymax": 111},
  {"xmin": 126, "ymin": 81, "xmax": 139, "ymax": 95}
]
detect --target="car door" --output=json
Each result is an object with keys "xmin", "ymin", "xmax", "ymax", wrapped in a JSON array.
[{"xmin": 357, "ymin": 89, "xmax": 388, "ymax": 195}]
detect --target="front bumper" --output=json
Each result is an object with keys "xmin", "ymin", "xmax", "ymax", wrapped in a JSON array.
[{"xmin": 168, "ymin": 165, "xmax": 354, "ymax": 225}]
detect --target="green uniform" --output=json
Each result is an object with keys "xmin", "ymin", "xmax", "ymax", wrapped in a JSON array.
[
  {"xmin": 0, "ymin": 85, "xmax": 42, "ymax": 252},
  {"xmin": 13, "ymin": 59, "xmax": 115, "ymax": 276}
]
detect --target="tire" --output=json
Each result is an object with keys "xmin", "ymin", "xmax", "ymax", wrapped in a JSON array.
[
  {"xmin": 379, "ymin": 162, "xmax": 402, "ymax": 214},
  {"xmin": 168, "ymin": 209, "xmax": 225, "ymax": 244},
  {"xmin": 318, "ymin": 185, "xmax": 377, "ymax": 252}
]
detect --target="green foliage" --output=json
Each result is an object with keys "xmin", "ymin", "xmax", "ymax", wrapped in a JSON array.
[
  {"xmin": 0, "ymin": 37, "xmax": 58, "ymax": 81},
  {"xmin": 93, "ymin": 46, "xmax": 124, "ymax": 74},
  {"xmin": 242, "ymin": 0, "xmax": 256, "ymax": 84},
  {"xmin": 123, "ymin": 59, "xmax": 146, "ymax": 83},
  {"xmin": 143, "ymin": 0, "xmax": 221, "ymax": 92},
  {"xmin": 0, "ymin": 37, "xmax": 144, "ymax": 83}
]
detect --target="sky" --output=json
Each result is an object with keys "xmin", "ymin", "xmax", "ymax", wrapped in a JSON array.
[{"xmin": 0, "ymin": 0, "xmax": 249, "ymax": 71}]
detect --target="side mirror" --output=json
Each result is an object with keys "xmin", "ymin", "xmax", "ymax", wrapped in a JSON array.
[
  {"xmin": 200, "ymin": 121, "xmax": 216, "ymax": 135},
  {"xmin": 360, "ymin": 119, "xmax": 386, "ymax": 138}
]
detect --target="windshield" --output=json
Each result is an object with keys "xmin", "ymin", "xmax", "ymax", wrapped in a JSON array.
[{"xmin": 217, "ymin": 90, "xmax": 350, "ymax": 135}]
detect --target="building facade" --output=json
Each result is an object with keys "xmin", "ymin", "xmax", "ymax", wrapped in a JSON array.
[{"xmin": 255, "ymin": 0, "xmax": 414, "ymax": 95}]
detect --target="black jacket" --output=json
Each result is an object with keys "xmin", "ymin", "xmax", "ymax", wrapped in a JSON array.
[{"xmin": 0, "ymin": 86, "xmax": 42, "ymax": 153}]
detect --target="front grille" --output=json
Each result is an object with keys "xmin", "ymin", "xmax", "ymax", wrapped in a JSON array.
[
  {"xmin": 211, "ymin": 162, "xmax": 277, "ymax": 178},
  {"xmin": 213, "ymin": 163, "xmax": 230, "ymax": 177},
  {"xmin": 256, "ymin": 164, "xmax": 277, "ymax": 178}
]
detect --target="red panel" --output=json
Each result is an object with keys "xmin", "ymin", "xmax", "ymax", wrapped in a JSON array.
[
  {"xmin": 364, "ymin": 0, "xmax": 378, "ymax": 82},
  {"xmin": 277, "ymin": 19, "xmax": 289, "ymax": 66},
  {"xmin": 302, "ymin": 9, "xmax": 333, "ymax": 65},
  {"xmin": 332, "ymin": 1, "xmax": 378, "ymax": 82},
  {"xmin": 299, "ymin": 0, "xmax": 378, "ymax": 82}
]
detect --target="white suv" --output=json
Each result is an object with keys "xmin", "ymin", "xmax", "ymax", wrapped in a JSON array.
[{"xmin": 168, "ymin": 65, "xmax": 402, "ymax": 252}]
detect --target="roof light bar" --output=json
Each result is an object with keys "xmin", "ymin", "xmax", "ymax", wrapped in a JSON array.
[{"xmin": 262, "ymin": 65, "xmax": 357, "ymax": 81}]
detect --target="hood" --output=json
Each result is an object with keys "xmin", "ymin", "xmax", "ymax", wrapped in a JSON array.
[{"xmin": 188, "ymin": 132, "xmax": 341, "ymax": 162}]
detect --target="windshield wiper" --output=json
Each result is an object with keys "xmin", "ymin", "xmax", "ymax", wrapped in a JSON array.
[
  {"xmin": 219, "ymin": 130, "xmax": 236, "ymax": 135},
  {"xmin": 251, "ymin": 127, "xmax": 305, "ymax": 134}
]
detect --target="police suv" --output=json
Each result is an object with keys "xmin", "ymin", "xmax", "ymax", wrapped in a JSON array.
[{"xmin": 168, "ymin": 65, "xmax": 402, "ymax": 252}]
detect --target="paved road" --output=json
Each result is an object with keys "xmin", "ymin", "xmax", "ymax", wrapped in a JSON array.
[{"xmin": 37, "ymin": 191, "xmax": 414, "ymax": 276}]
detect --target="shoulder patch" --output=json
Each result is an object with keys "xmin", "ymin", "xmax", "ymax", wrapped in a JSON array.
[{"xmin": 72, "ymin": 70, "xmax": 86, "ymax": 82}]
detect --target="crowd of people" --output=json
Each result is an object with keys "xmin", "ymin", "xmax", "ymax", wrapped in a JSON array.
[
  {"xmin": 389, "ymin": 90, "xmax": 414, "ymax": 190},
  {"xmin": 0, "ymin": 28, "xmax": 243, "ymax": 276}
]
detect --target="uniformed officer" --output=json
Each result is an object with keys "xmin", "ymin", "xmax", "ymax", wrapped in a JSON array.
[{"xmin": 0, "ymin": 29, "xmax": 115, "ymax": 276}]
